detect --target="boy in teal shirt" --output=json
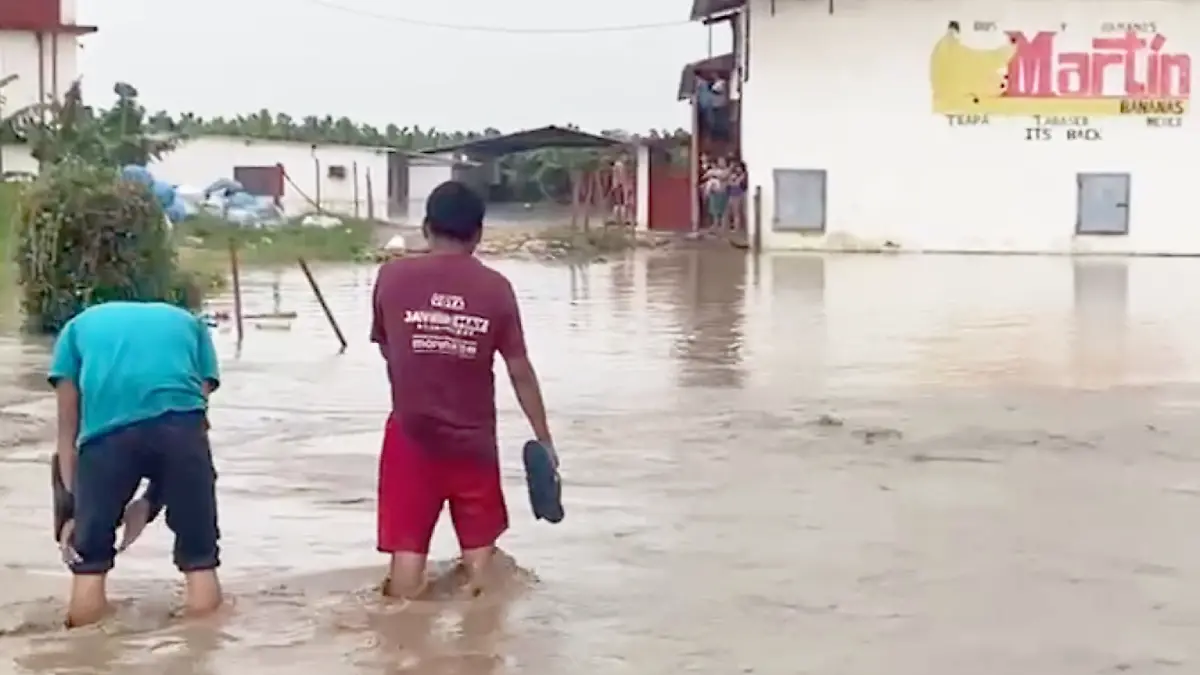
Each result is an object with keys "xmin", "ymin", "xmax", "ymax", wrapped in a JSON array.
[{"xmin": 50, "ymin": 301, "xmax": 223, "ymax": 627}]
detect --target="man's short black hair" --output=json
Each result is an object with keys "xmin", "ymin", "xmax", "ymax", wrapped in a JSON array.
[{"xmin": 424, "ymin": 180, "xmax": 485, "ymax": 242}]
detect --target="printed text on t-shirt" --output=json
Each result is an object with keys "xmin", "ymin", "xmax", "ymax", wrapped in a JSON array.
[{"xmin": 406, "ymin": 293, "xmax": 489, "ymax": 359}]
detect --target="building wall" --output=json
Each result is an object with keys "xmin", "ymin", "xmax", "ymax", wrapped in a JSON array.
[
  {"xmin": 151, "ymin": 136, "xmax": 390, "ymax": 219},
  {"xmin": 635, "ymin": 144, "xmax": 650, "ymax": 229},
  {"xmin": 407, "ymin": 162, "xmax": 454, "ymax": 221},
  {"xmin": 1, "ymin": 144, "xmax": 37, "ymax": 175},
  {"xmin": 0, "ymin": 30, "xmax": 80, "ymax": 112},
  {"xmin": 741, "ymin": 0, "xmax": 1200, "ymax": 253}
]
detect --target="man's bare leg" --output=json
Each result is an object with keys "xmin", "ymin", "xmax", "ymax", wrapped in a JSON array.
[
  {"xmin": 182, "ymin": 569, "xmax": 223, "ymax": 616},
  {"xmin": 66, "ymin": 574, "xmax": 109, "ymax": 627},
  {"xmin": 460, "ymin": 546, "xmax": 497, "ymax": 596},
  {"xmin": 384, "ymin": 552, "xmax": 428, "ymax": 598}
]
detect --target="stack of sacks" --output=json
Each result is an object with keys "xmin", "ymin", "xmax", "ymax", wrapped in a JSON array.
[{"xmin": 120, "ymin": 164, "xmax": 192, "ymax": 224}]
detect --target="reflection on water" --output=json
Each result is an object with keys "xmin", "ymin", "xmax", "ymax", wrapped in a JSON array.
[
  {"xmin": 1072, "ymin": 260, "xmax": 1130, "ymax": 387},
  {"xmin": 3, "ymin": 252, "xmax": 1200, "ymax": 673},
  {"xmin": 647, "ymin": 252, "xmax": 747, "ymax": 390}
]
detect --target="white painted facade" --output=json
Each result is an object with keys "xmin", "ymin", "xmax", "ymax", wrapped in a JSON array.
[
  {"xmin": 738, "ymin": 0, "xmax": 1200, "ymax": 253},
  {"xmin": 406, "ymin": 156, "xmax": 455, "ymax": 220},
  {"xmin": 151, "ymin": 136, "xmax": 389, "ymax": 219},
  {"xmin": 399, "ymin": 151, "xmax": 488, "ymax": 223},
  {"xmin": 1, "ymin": 143, "xmax": 38, "ymax": 175},
  {"xmin": 0, "ymin": 9, "xmax": 86, "ymax": 176},
  {"xmin": 0, "ymin": 31, "xmax": 79, "ymax": 113},
  {"xmin": 635, "ymin": 144, "xmax": 651, "ymax": 229}
]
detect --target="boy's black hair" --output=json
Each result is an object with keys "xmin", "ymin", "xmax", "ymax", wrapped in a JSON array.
[{"xmin": 424, "ymin": 180, "xmax": 485, "ymax": 242}]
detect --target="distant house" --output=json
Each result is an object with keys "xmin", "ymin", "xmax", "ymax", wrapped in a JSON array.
[{"xmin": 152, "ymin": 136, "xmax": 393, "ymax": 220}]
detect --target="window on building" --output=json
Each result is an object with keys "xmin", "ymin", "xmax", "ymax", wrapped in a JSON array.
[
  {"xmin": 772, "ymin": 168, "xmax": 826, "ymax": 232},
  {"xmin": 1076, "ymin": 172, "xmax": 1130, "ymax": 235}
]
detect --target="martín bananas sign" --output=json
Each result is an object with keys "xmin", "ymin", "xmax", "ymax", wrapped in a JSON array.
[{"xmin": 930, "ymin": 20, "xmax": 1190, "ymax": 117}]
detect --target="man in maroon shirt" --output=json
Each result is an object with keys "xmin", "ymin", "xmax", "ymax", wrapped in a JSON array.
[{"xmin": 370, "ymin": 180, "xmax": 554, "ymax": 598}]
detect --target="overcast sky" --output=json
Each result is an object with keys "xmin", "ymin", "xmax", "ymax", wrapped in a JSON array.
[{"xmin": 75, "ymin": 0, "xmax": 726, "ymax": 134}]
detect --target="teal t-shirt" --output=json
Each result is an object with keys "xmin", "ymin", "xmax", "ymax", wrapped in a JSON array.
[{"xmin": 48, "ymin": 301, "xmax": 220, "ymax": 446}]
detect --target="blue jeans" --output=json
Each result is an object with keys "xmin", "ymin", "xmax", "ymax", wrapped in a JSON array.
[{"xmin": 67, "ymin": 411, "xmax": 219, "ymax": 574}]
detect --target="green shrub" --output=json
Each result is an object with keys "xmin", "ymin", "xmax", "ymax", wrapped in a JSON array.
[{"xmin": 14, "ymin": 160, "xmax": 192, "ymax": 334}]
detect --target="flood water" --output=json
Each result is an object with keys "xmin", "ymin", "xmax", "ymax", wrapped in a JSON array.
[{"xmin": 2, "ymin": 251, "xmax": 1200, "ymax": 673}]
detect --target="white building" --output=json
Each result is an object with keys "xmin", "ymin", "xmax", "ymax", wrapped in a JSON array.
[
  {"xmin": 152, "ymin": 136, "xmax": 391, "ymax": 220},
  {"xmin": 692, "ymin": 0, "xmax": 1200, "ymax": 254},
  {"xmin": 0, "ymin": 0, "xmax": 93, "ymax": 173},
  {"xmin": 392, "ymin": 151, "xmax": 480, "ymax": 223}
]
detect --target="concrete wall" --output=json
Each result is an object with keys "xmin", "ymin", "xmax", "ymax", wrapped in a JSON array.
[
  {"xmin": 740, "ymin": 0, "xmax": 1200, "ymax": 253},
  {"xmin": 0, "ymin": 27, "xmax": 80, "ymax": 176},
  {"xmin": 0, "ymin": 29, "xmax": 79, "ymax": 118},
  {"xmin": 406, "ymin": 162, "xmax": 454, "ymax": 222},
  {"xmin": 635, "ymin": 144, "xmax": 650, "ymax": 229},
  {"xmin": 151, "ymin": 136, "xmax": 390, "ymax": 219},
  {"xmin": 1, "ymin": 144, "xmax": 37, "ymax": 175}
]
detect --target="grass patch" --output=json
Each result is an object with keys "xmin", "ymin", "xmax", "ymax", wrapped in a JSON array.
[{"xmin": 173, "ymin": 213, "xmax": 376, "ymax": 267}]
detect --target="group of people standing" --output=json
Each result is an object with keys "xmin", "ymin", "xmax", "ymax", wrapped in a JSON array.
[{"xmin": 701, "ymin": 153, "xmax": 747, "ymax": 232}]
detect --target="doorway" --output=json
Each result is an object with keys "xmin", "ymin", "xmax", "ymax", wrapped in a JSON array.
[{"xmin": 1076, "ymin": 173, "xmax": 1130, "ymax": 235}]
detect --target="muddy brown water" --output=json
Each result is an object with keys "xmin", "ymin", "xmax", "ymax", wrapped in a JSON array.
[{"xmin": 2, "ymin": 252, "xmax": 1200, "ymax": 673}]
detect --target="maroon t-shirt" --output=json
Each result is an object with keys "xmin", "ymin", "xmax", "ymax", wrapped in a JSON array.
[{"xmin": 370, "ymin": 253, "xmax": 526, "ymax": 457}]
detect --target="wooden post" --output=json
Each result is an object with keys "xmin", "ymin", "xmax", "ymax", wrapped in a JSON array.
[
  {"xmin": 569, "ymin": 170, "xmax": 581, "ymax": 230},
  {"xmin": 365, "ymin": 169, "xmax": 375, "ymax": 221},
  {"xmin": 298, "ymin": 257, "xmax": 348, "ymax": 352},
  {"xmin": 352, "ymin": 161, "xmax": 360, "ymax": 219},
  {"xmin": 229, "ymin": 238, "xmax": 244, "ymax": 345},
  {"xmin": 752, "ymin": 185, "xmax": 763, "ymax": 254}
]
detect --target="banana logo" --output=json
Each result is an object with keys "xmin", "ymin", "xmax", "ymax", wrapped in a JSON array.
[{"xmin": 930, "ymin": 20, "xmax": 1016, "ymax": 114}]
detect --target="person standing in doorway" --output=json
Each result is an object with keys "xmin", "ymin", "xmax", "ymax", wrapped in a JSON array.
[
  {"xmin": 703, "ymin": 156, "xmax": 731, "ymax": 230},
  {"xmin": 50, "ymin": 301, "xmax": 223, "ymax": 627},
  {"xmin": 371, "ymin": 180, "xmax": 555, "ymax": 599},
  {"xmin": 726, "ymin": 159, "xmax": 747, "ymax": 231}
]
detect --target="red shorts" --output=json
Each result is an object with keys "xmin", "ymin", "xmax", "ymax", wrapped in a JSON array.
[{"xmin": 377, "ymin": 416, "xmax": 508, "ymax": 555}]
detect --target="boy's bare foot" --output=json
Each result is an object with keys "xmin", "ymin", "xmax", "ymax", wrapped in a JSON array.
[
  {"xmin": 66, "ymin": 574, "xmax": 110, "ymax": 628},
  {"xmin": 183, "ymin": 570, "xmax": 223, "ymax": 616}
]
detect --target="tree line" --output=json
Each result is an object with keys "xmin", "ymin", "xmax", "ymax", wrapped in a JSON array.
[
  {"xmin": 147, "ymin": 109, "xmax": 689, "ymax": 153},
  {"xmin": 0, "ymin": 82, "xmax": 690, "ymax": 202}
]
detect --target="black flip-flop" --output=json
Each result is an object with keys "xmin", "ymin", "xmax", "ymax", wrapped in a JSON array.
[
  {"xmin": 50, "ymin": 458, "xmax": 74, "ymax": 542},
  {"xmin": 50, "ymin": 457, "xmax": 164, "ymax": 543},
  {"xmin": 522, "ymin": 441, "xmax": 563, "ymax": 523}
]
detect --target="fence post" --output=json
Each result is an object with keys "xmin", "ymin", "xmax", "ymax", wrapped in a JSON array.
[
  {"xmin": 228, "ymin": 238, "xmax": 244, "ymax": 346},
  {"xmin": 298, "ymin": 258, "xmax": 348, "ymax": 352},
  {"xmin": 752, "ymin": 185, "xmax": 763, "ymax": 254}
]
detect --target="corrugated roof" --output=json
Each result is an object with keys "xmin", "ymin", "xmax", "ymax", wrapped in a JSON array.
[
  {"xmin": 418, "ymin": 125, "xmax": 624, "ymax": 157},
  {"xmin": 677, "ymin": 53, "xmax": 735, "ymax": 100},
  {"xmin": 689, "ymin": 0, "xmax": 745, "ymax": 21}
]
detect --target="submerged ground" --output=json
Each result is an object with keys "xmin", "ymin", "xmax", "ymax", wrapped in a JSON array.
[{"xmin": 0, "ymin": 251, "xmax": 1198, "ymax": 674}]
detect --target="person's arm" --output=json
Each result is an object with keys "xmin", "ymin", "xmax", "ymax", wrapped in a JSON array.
[
  {"xmin": 194, "ymin": 318, "xmax": 218, "ymax": 430},
  {"xmin": 496, "ymin": 281, "xmax": 552, "ymax": 447},
  {"xmin": 48, "ymin": 321, "xmax": 82, "ymax": 493},
  {"xmin": 195, "ymin": 317, "xmax": 220, "ymax": 398},
  {"xmin": 370, "ymin": 267, "xmax": 388, "ymax": 360}
]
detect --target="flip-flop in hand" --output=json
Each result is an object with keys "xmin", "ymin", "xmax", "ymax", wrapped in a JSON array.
[
  {"xmin": 58, "ymin": 519, "xmax": 81, "ymax": 566},
  {"xmin": 117, "ymin": 499, "xmax": 152, "ymax": 553}
]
